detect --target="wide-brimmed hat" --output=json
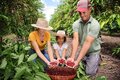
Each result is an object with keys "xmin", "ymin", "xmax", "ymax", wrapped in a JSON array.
[
  {"xmin": 31, "ymin": 18, "xmax": 53, "ymax": 30},
  {"xmin": 76, "ymin": 0, "xmax": 91, "ymax": 12},
  {"xmin": 56, "ymin": 30, "xmax": 66, "ymax": 37}
]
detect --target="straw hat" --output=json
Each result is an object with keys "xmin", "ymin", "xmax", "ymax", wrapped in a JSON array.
[
  {"xmin": 56, "ymin": 30, "xmax": 66, "ymax": 37},
  {"xmin": 31, "ymin": 18, "xmax": 53, "ymax": 30}
]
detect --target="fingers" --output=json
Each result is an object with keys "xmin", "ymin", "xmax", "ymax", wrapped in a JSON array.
[
  {"xmin": 66, "ymin": 60, "xmax": 75, "ymax": 68},
  {"xmin": 48, "ymin": 57, "xmax": 79, "ymax": 69},
  {"xmin": 67, "ymin": 58, "xmax": 74, "ymax": 62},
  {"xmin": 73, "ymin": 61, "xmax": 79, "ymax": 69},
  {"xmin": 49, "ymin": 59, "xmax": 59, "ymax": 67}
]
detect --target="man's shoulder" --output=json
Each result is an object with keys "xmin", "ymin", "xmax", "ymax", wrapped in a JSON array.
[
  {"xmin": 73, "ymin": 19, "xmax": 81, "ymax": 27},
  {"xmin": 91, "ymin": 17, "xmax": 99, "ymax": 25},
  {"xmin": 90, "ymin": 17, "xmax": 100, "ymax": 30},
  {"xmin": 73, "ymin": 19, "xmax": 80, "ymax": 24}
]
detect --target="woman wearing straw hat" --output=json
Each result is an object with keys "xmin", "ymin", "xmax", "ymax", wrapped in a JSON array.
[{"xmin": 28, "ymin": 18, "xmax": 57, "ymax": 66}]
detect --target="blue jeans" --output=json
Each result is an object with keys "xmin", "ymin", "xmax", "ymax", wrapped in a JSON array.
[{"xmin": 29, "ymin": 49, "xmax": 50, "ymax": 62}]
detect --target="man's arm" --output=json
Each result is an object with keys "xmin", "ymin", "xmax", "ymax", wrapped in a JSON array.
[
  {"xmin": 75, "ymin": 35, "xmax": 94, "ymax": 65},
  {"xmin": 71, "ymin": 32, "xmax": 79, "ymax": 59}
]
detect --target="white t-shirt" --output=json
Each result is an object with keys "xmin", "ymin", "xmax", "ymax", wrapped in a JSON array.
[{"xmin": 53, "ymin": 43, "xmax": 68, "ymax": 57}]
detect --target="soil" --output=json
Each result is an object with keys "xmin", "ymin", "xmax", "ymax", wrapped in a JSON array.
[
  {"xmin": 66, "ymin": 35, "xmax": 120, "ymax": 80},
  {"xmin": 96, "ymin": 35, "xmax": 120, "ymax": 80}
]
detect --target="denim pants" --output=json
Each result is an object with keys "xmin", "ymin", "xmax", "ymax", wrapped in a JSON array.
[
  {"xmin": 29, "ymin": 49, "xmax": 50, "ymax": 63},
  {"xmin": 82, "ymin": 50, "xmax": 100, "ymax": 76}
]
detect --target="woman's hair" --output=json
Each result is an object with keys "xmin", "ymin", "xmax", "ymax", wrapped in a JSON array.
[
  {"xmin": 34, "ymin": 28, "xmax": 39, "ymax": 31},
  {"xmin": 56, "ymin": 36, "xmax": 66, "ymax": 43}
]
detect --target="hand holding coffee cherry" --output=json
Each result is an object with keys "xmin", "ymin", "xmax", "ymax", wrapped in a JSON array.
[
  {"xmin": 66, "ymin": 60, "xmax": 75, "ymax": 68},
  {"xmin": 50, "ymin": 59, "xmax": 58, "ymax": 67},
  {"xmin": 59, "ymin": 58, "xmax": 66, "ymax": 64}
]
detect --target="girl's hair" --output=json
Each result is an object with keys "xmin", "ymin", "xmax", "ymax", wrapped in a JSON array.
[{"xmin": 56, "ymin": 36, "xmax": 66, "ymax": 43}]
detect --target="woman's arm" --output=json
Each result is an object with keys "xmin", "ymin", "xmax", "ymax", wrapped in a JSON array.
[
  {"xmin": 47, "ymin": 41, "xmax": 54, "ymax": 62},
  {"xmin": 30, "ymin": 41, "xmax": 50, "ymax": 65}
]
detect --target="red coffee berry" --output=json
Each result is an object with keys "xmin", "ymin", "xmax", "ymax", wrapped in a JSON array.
[
  {"xmin": 50, "ymin": 62, "xmax": 57, "ymax": 66},
  {"xmin": 66, "ymin": 61, "xmax": 75, "ymax": 67},
  {"xmin": 59, "ymin": 59, "xmax": 65, "ymax": 64}
]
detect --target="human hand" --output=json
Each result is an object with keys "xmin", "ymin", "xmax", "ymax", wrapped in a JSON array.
[
  {"xmin": 49, "ymin": 59, "xmax": 58, "ymax": 67},
  {"xmin": 73, "ymin": 61, "xmax": 79, "ymax": 69},
  {"xmin": 66, "ymin": 57, "xmax": 74, "ymax": 62},
  {"xmin": 58, "ymin": 58, "xmax": 66, "ymax": 64},
  {"xmin": 66, "ymin": 58, "xmax": 75, "ymax": 68}
]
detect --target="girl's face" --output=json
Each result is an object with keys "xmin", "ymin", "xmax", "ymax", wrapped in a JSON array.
[{"xmin": 57, "ymin": 36, "xmax": 64, "ymax": 44}]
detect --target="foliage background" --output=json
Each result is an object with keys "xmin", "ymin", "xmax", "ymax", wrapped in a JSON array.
[
  {"xmin": 50, "ymin": 0, "xmax": 120, "ymax": 36},
  {"xmin": 0, "ymin": 0, "xmax": 45, "ymax": 38}
]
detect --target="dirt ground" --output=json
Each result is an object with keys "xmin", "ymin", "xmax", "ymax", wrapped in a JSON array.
[
  {"xmin": 67, "ymin": 35, "xmax": 120, "ymax": 80},
  {"xmin": 96, "ymin": 35, "xmax": 120, "ymax": 80}
]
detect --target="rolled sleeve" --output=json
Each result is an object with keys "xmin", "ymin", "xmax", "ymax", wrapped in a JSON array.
[
  {"xmin": 63, "ymin": 43, "xmax": 68, "ymax": 49},
  {"xmin": 53, "ymin": 43, "xmax": 57, "ymax": 49},
  {"xmin": 88, "ymin": 23, "xmax": 100, "ymax": 38},
  {"xmin": 72, "ymin": 20, "xmax": 80, "ymax": 32},
  {"xmin": 28, "ymin": 32, "xmax": 36, "ymax": 41}
]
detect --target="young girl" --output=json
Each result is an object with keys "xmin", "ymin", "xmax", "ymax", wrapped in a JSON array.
[{"xmin": 53, "ymin": 30, "xmax": 68, "ymax": 61}]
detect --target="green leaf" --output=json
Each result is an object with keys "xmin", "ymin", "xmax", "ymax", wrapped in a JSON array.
[
  {"xmin": 36, "ymin": 72, "xmax": 51, "ymax": 80},
  {"xmin": 27, "ymin": 54, "xmax": 37, "ymax": 62},
  {"xmin": 4, "ymin": 67, "xmax": 11, "ymax": 80},
  {"xmin": 81, "ymin": 76, "xmax": 90, "ymax": 80},
  {"xmin": 14, "ymin": 44, "xmax": 18, "ymax": 53},
  {"xmin": 116, "ymin": 18, "xmax": 120, "ymax": 27},
  {"xmin": 24, "ymin": 46, "xmax": 31, "ymax": 50},
  {"xmin": 79, "ymin": 62, "xmax": 84, "ymax": 70},
  {"xmin": 18, "ymin": 53, "xmax": 24, "ymax": 65},
  {"xmin": 10, "ymin": 53, "xmax": 19, "ymax": 59},
  {"xmin": 0, "ymin": 58, "xmax": 7, "ymax": 69},
  {"xmin": 96, "ymin": 76, "xmax": 107, "ymax": 80},
  {"xmin": 34, "ymin": 76, "xmax": 42, "ymax": 80},
  {"xmin": 74, "ymin": 78, "xmax": 80, "ymax": 80},
  {"xmin": 77, "ymin": 71, "xmax": 80, "ymax": 78},
  {"xmin": 78, "ymin": 68, "xmax": 85, "ymax": 76},
  {"xmin": 100, "ymin": 19, "xmax": 109, "ymax": 29},
  {"xmin": 14, "ymin": 66, "xmax": 26, "ymax": 79}
]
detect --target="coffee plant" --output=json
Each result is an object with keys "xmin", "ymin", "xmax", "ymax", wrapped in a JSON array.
[
  {"xmin": 50, "ymin": 0, "xmax": 120, "ymax": 36},
  {"xmin": 0, "ymin": 39, "xmax": 51, "ymax": 80}
]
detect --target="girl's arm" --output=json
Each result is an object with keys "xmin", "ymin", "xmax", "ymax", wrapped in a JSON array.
[
  {"xmin": 54, "ymin": 49, "xmax": 61, "ymax": 59},
  {"xmin": 62, "ymin": 48, "xmax": 67, "ymax": 59},
  {"xmin": 30, "ymin": 41, "xmax": 50, "ymax": 65}
]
